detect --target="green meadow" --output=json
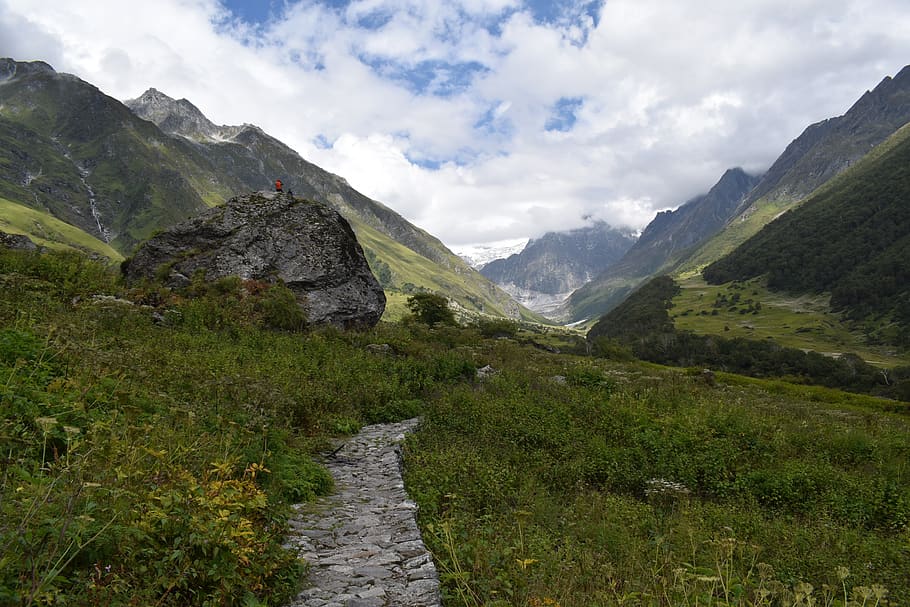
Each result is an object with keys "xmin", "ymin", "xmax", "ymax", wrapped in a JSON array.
[
  {"xmin": 672, "ymin": 274, "xmax": 908, "ymax": 368},
  {"xmin": 1, "ymin": 248, "xmax": 907, "ymax": 606}
]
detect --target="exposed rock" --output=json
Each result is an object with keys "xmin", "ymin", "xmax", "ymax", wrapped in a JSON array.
[
  {"xmin": 476, "ymin": 365, "xmax": 497, "ymax": 379},
  {"xmin": 700, "ymin": 368, "xmax": 716, "ymax": 386},
  {"xmin": 480, "ymin": 221, "xmax": 636, "ymax": 318},
  {"xmin": 122, "ymin": 192, "xmax": 386, "ymax": 328},
  {"xmin": 0, "ymin": 231, "xmax": 38, "ymax": 251}
]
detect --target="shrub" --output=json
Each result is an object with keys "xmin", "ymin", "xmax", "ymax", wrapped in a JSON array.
[
  {"xmin": 255, "ymin": 282, "xmax": 307, "ymax": 331},
  {"xmin": 406, "ymin": 292, "xmax": 456, "ymax": 326}
]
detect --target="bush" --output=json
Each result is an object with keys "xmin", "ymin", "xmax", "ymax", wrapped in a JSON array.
[
  {"xmin": 474, "ymin": 318, "xmax": 519, "ymax": 338},
  {"xmin": 256, "ymin": 283, "xmax": 307, "ymax": 331},
  {"xmin": 406, "ymin": 292, "xmax": 456, "ymax": 326}
]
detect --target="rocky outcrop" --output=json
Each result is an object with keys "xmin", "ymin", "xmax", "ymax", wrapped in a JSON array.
[
  {"xmin": 0, "ymin": 231, "xmax": 38, "ymax": 251},
  {"xmin": 122, "ymin": 192, "xmax": 386, "ymax": 328}
]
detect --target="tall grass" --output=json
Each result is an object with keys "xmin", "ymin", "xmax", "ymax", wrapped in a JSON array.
[
  {"xmin": 0, "ymin": 249, "xmax": 475, "ymax": 605},
  {"xmin": 1, "ymin": 248, "xmax": 907, "ymax": 605},
  {"xmin": 404, "ymin": 343, "xmax": 910, "ymax": 605}
]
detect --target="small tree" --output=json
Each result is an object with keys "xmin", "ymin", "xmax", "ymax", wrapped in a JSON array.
[{"xmin": 407, "ymin": 292, "xmax": 456, "ymax": 326}]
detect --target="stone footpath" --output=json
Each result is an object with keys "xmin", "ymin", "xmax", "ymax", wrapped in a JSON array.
[{"xmin": 284, "ymin": 418, "xmax": 442, "ymax": 607}]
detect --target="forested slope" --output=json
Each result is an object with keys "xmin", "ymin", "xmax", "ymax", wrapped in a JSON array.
[{"xmin": 703, "ymin": 123, "xmax": 910, "ymax": 347}]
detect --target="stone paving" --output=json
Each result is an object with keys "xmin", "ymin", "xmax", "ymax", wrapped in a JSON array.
[{"xmin": 284, "ymin": 418, "xmax": 442, "ymax": 607}]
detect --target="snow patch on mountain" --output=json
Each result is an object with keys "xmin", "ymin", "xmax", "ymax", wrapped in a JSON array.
[{"xmin": 451, "ymin": 238, "xmax": 529, "ymax": 269}]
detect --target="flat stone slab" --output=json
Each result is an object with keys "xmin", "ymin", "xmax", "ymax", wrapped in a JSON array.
[{"xmin": 284, "ymin": 419, "xmax": 441, "ymax": 607}]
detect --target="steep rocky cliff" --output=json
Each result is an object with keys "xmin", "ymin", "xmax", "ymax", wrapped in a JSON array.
[{"xmin": 480, "ymin": 222, "xmax": 636, "ymax": 317}]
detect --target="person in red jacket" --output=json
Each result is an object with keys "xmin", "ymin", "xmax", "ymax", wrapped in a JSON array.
[{"xmin": 275, "ymin": 179, "xmax": 283, "ymax": 192}]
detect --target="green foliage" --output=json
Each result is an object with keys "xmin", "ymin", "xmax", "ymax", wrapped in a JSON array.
[
  {"xmin": 404, "ymin": 340, "xmax": 910, "ymax": 605},
  {"xmin": 363, "ymin": 246, "xmax": 394, "ymax": 288},
  {"xmin": 3, "ymin": 247, "xmax": 909, "ymax": 606},
  {"xmin": 407, "ymin": 292, "xmax": 456, "ymax": 326},
  {"xmin": 591, "ymin": 275, "xmax": 910, "ymax": 401},
  {"xmin": 703, "ymin": 126, "xmax": 910, "ymax": 348},
  {"xmin": 588, "ymin": 336, "xmax": 635, "ymax": 361},
  {"xmin": 171, "ymin": 276, "xmax": 308, "ymax": 333},
  {"xmin": 364, "ymin": 398, "xmax": 424, "ymax": 424},
  {"xmin": 473, "ymin": 318, "xmax": 520, "ymax": 338},
  {"xmin": 587, "ymin": 275, "xmax": 679, "ymax": 341},
  {"xmin": 254, "ymin": 282, "xmax": 308, "ymax": 331},
  {"xmin": 0, "ymin": 248, "xmax": 476, "ymax": 605},
  {"xmin": 0, "ymin": 247, "xmax": 118, "ymax": 297}
]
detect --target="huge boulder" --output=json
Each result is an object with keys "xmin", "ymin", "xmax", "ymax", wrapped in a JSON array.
[{"xmin": 123, "ymin": 192, "xmax": 385, "ymax": 327}]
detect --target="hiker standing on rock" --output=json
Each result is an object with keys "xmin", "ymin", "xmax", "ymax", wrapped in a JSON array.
[{"xmin": 275, "ymin": 179, "xmax": 283, "ymax": 192}]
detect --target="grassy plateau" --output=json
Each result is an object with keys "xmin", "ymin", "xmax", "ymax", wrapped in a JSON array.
[{"xmin": 0, "ymin": 248, "xmax": 907, "ymax": 606}]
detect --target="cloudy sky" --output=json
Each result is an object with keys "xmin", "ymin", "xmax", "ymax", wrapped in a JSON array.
[{"xmin": 1, "ymin": 0, "xmax": 908, "ymax": 248}]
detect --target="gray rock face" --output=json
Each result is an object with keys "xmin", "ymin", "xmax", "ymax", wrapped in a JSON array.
[
  {"xmin": 0, "ymin": 231, "xmax": 38, "ymax": 251},
  {"xmin": 123, "ymin": 192, "xmax": 386, "ymax": 328}
]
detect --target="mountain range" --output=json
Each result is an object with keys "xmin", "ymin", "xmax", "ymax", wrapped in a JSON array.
[
  {"xmin": 563, "ymin": 167, "xmax": 759, "ymax": 322},
  {"xmin": 0, "ymin": 58, "xmax": 538, "ymax": 321},
  {"xmin": 479, "ymin": 221, "xmax": 636, "ymax": 317},
  {"xmin": 2, "ymin": 57, "xmax": 908, "ymax": 342},
  {"xmin": 559, "ymin": 64, "xmax": 910, "ymax": 324},
  {"xmin": 702, "ymin": 121, "xmax": 910, "ymax": 349}
]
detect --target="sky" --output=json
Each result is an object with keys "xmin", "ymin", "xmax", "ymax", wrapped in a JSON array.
[{"xmin": 1, "ymin": 0, "xmax": 909, "ymax": 248}]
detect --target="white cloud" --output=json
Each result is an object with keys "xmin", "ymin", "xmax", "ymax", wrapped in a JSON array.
[{"xmin": 0, "ymin": 0, "xmax": 909, "ymax": 247}]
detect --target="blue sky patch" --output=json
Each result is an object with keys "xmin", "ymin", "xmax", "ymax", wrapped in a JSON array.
[
  {"xmin": 474, "ymin": 101, "xmax": 514, "ymax": 138},
  {"xmin": 220, "ymin": 0, "xmax": 285, "ymax": 25},
  {"xmin": 354, "ymin": 8, "xmax": 394, "ymax": 29},
  {"xmin": 313, "ymin": 134, "xmax": 334, "ymax": 149},
  {"xmin": 527, "ymin": 0, "xmax": 603, "ymax": 27},
  {"xmin": 358, "ymin": 55, "xmax": 489, "ymax": 97},
  {"xmin": 404, "ymin": 151, "xmax": 444, "ymax": 170},
  {"xmin": 545, "ymin": 96, "xmax": 584, "ymax": 132}
]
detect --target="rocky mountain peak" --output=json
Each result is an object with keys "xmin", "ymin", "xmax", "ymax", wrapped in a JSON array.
[
  {"xmin": 126, "ymin": 87, "xmax": 237, "ymax": 142},
  {"xmin": 480, "ymin": 221, "xmax": 637, "ymax": 317},
  {"xmin": 0, "ymin": 58, "xmax": 56, "ymax": 82}
]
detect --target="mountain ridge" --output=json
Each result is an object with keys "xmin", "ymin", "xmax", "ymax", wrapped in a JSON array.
[
  {"xmin": 568, "ymin": 64, "xmax": 910, "ymax": 324},
  {"xmin": 564, "ymin": 166, "xmax": 760, "ymax": 322},
  {"xmin": 0, "ymin": 58, "xmax": 537, "ymax": 321},
  {"xmin": 678, "ymin": 64, "xmax": 910, "ymax": 274},
  {"xmin": 480, "ymin": 221, "xmax": 636, "ymax": 317}
]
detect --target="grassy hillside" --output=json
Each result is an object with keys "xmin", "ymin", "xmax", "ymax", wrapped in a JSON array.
[
  {"xmin": 672, "ymin": 275, "xmax": 907, "ymax": 367},
  {"xmin": 678, "ymin": 120, "xmax": 910, "ymax": 277},
  {"xmin": 339, "ymin": 218, "xmax": 547, "ymax": 323},
  {"xmin": 0, "ymin": 70, "xmax": 219, "ymax": 251},
  {"xmin": 0, "ymin": 197, "xmax": 122, "ymax": 260},
  {"xmin": 2, "ymin": 247, "xmax": 908, "ymax": 606},
  {"xmin": 703, "ymin": 123, "xmax": 910, "ymax": 350},
  {"xmin": 587, "ymin": 274, "xmax": 910, "ymax": 399},
  {"xmin": 0, "ymin": 61, "xmax": 535, "ymax": 322}
]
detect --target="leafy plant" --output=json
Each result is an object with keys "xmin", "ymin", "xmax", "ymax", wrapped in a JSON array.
[{"xmin": 407, "ymin": 292, "xmax": 456, "ymax": 326}]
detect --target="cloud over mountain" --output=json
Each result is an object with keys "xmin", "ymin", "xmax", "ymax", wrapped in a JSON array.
[{"xmin": 2, "ymin": 0, "xmax": 908, "ymax": 246}]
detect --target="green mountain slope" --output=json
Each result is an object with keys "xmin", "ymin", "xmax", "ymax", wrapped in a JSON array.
[
  {"xmin": 0, "ymin": 60, "xmax": 232, "ymax": 251},
  {"xmin": 678, "ymin": 65, "xmax": 910, "ymax": 274},
  {"xmin": 565, "ymin": 167, "xmax": 759, "ymax": 323},
  {"xmin": 703, "ymin": 122, "xmax": 910, "ymax": 349},
  {"xmin": 0, "ymin": 197, "xmax": 122, "ymax": 259},
  {"xmin": 0, "ymin": 59, "xmax": 534, "ymax": 320},
  {"xmin": 575, "ymin": 64, "xmax": 910, "ymax": 331}
]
